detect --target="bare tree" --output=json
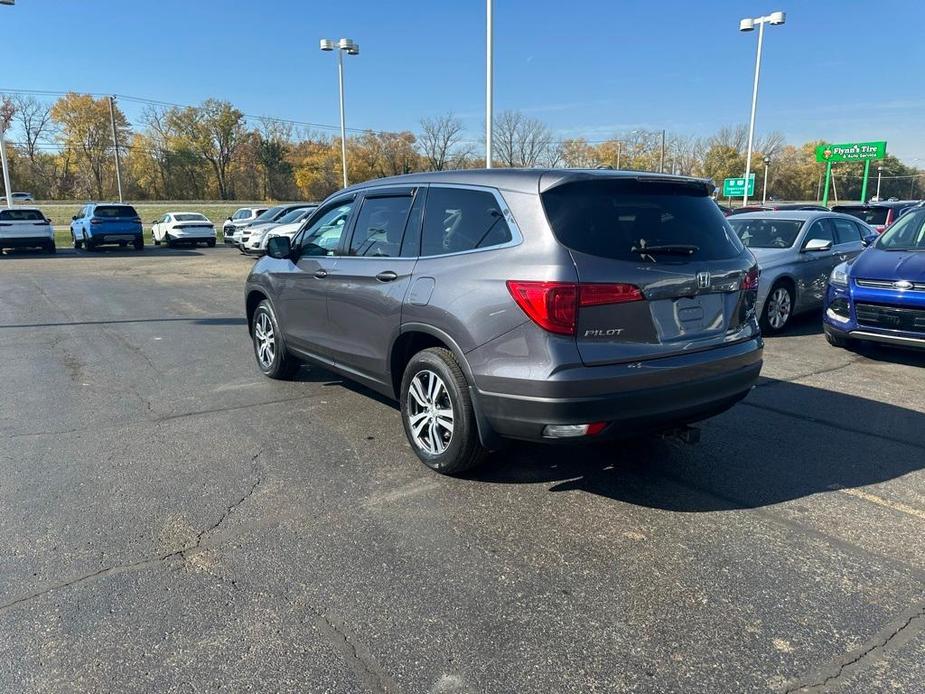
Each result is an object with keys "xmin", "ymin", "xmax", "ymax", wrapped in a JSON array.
[
  {"xmin": 493, "ymin": 110, "xmax": 554, "ymax": 167},
  {"xmin": 418, "ymin": 113, "xmax": 468, "ymax": 171},
  {"xmin": 9, "ymin": 95, "xmax": 54, "ymax": 164}
]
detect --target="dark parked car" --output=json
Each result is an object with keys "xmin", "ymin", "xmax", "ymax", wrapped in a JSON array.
[
  {"xmin": 832, "ymin": 201, "xmax": 919, "ymax": 234},
  {"xmin": 245, "ymin": 169, "xmax": 764, "ymax": 474}
]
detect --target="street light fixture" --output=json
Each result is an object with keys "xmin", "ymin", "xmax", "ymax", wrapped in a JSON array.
[
  {"xmin": 739, "ymin": 10, "xmax": 785, "ymax": 206},
  {"xmin": 320, "ymin": 37, "xmax": 360, "ymax": 188}
]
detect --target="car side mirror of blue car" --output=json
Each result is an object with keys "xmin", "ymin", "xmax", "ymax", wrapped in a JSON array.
[
  {"xmin": 803, "ymin": 238, "xmax": 833, "ymax": 252},
  {"xmin": 266, "ymin": 235, "xmax": 292, "ymax": 260}
]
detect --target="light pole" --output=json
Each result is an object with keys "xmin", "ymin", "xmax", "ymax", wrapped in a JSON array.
[
  {"xmin": 486, "ymin": 0, "xmax": 493, "ymax": 168},
  {"xmin": 659, "ymin": 128, "xmax": 666, "ymax": 173},
  {"xmin": 108, "ymin": 96, "xmax": 123, "ymax": 203},
  {"xmin": 876, "ymin": 165, "xmax": 883, "ymax": 201},
  {"xmin": 320, "ymin": 37, "xmax": 359, "ymax": 188},
  {"xmin": 762, "ymin": 156, "xmax": 771, "ymax": 204},
  {"xmin": 739, "ymin": 11, "xmax": 785, "ymax": 206}
]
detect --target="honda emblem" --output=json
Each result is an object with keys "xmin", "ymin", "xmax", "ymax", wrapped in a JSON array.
[{"xmin": 697, "ymin": 272, "xmax": 711, "ymax": 289}]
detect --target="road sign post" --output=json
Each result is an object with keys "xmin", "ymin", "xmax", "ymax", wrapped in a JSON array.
[
  {"xmin": 816, "ymin": 141, "xmax": 886, "ymax": 204},
  {"xmin": 722, "ymin": 174, "xmax": 755, "ymax": 199}
]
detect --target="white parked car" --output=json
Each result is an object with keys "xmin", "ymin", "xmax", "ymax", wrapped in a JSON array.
[
  {"xmin": 242, "ymin": 205, "xmax": 317, "ymax": 255},
  {"xmin": 0, "ymin": 206, "xmax": 55, "ymax": 253},
  {"xmin": 0, "ymin": 192, "xmax": 34, "ymax": 203},
  {"xmin": 223, "ymin": 207, "xmax": 268, "ymax": 244},
  {"xmin": 151, "ymin": 212, "xmax": 216, "ymax": 248}
]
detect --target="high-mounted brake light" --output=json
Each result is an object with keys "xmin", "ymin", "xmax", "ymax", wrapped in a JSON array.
[{"xmin": 506, "ymin": 280, "xmax": 643, "ymax": 336}]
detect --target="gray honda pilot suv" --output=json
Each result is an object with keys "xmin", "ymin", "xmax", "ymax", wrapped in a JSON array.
[{"xmin": 245, "ymin": 169, "xmax": 763, "ymax": 474}]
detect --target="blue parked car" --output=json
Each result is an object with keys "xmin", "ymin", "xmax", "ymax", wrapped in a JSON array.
[
  {"xmin": 70, "ymin": 203, "xmax": 144, "ymax": 251},
  {"xmin": 824, "ymin": 206, "xmax": 925, "ymax": 351}
]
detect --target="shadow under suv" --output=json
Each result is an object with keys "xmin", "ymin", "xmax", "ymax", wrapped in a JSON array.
[{"xmin": 245, "ymin": 169, "xmax": 764, "ymax": 474}]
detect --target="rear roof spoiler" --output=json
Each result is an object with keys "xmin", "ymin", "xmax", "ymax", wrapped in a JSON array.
[{"xmin": 539, "ymin": 170, "xmax": 715, "ymax": 196}]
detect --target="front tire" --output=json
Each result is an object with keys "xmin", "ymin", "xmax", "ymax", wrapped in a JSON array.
[
  {"xmin": 252, "ymin": 300, "xmax": 300, "ymax": 379},
  {"xmin": 72, "ymin": 231, "xmax": 83, "ymax": 250},
  {"xmin": 400, "ymin": 348, "xmax": 486, "ymax": 475},
  {"xmin": 761, "ymin": 282, "xmax": 794, "ymax": 333}
]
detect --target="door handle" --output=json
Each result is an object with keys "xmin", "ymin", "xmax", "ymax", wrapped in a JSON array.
[
  {"xmin": 314, "ymin": 269, "xmax": 328, "ymax": 279},
  {"xmin": 376, "ymin": 271, "xmax": 398, "ymax": 282}
]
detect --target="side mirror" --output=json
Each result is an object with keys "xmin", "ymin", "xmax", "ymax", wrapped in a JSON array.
[
  {"xmin": 71, "ymin": 215, "xmax": 77, "ymax": 221},
  {"xmin": 803, "ymin": 238, "xmax": 833, "ymax": 252},
  {"xmin": 861, "ymin": 234, "xmax": 877, "ymax": 247},
  {"xmin": 226, "ymin": 216, "xmax": 232, "ymax": 221},
  {"xmin": 266, "ymin": 235, "xmax": 292, "ymax": 260},
  {"xmin": 150, "ymin": 220, "xmax": 157, "ymax": 224}
]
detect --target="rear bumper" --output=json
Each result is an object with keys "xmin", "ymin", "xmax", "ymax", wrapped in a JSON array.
[
  {"xmin": 475, "ymin": 338, "xmax": 763, "ymax": 442},
  {"xmin": 0, "ymin": 236, "xmax": 53, "ymax": 248},
  {"xmin": 88, "ymin": 230, "xmax": 142, "ymax": 244}
]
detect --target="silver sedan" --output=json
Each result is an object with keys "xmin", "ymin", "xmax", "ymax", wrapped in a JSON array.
[{"xmin": 728, "ymin": 211, "xmax": 877, "ymax": 332}]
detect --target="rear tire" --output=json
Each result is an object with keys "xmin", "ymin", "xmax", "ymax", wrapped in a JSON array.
[
  {"xmin": 207, "ymin": 239, "xmax": 216, "ymax": 248},
  {"xmin": 133, "ymin": 239, "xmax": 144, "ymax": 251},
  {"xmin": 400, "ymin": 347, "xmax": 487, "ymax": 475},
  {"xmin": 252, "ymin": 300, "xmax": 300, "ymax": 379},
  {"xmin": 46, "ymin": 242, "xmax": 56, "ymax": 254},
  {"xmin": 165, "ymin": 233, "xmax": 175, "ymax": 249},
  {"xmin": 84, "ymin": 236, "xmax": 96, "ymax": 252}
]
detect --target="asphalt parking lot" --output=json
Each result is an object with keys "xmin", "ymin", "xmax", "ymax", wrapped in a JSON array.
[{"xmin": 1, "ymin": 245, "xmax": 924, "ymax": 693}]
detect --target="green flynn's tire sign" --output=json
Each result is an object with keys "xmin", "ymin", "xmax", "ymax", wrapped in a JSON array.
[
  {"xmin": 815, "ymin": 140, "xmax": 887, "ymax": 205},
  {"xmin": 815, "ymin": 141, "xmax": 886, "ymax": 163}
]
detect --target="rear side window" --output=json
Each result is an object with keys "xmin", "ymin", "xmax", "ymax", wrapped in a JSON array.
[
  {"xmin": 832, "ymin": 218, "xmax": 861, "ymax": 244},
  {"xmin": 728, "ymin": 218, "xmax": 803, "ymax": 249},
  {"xmin": 0, "ymin": 209, "xmax": 44, "ymax": 221},
  {"xmin": 833, "ymin": 206, "xmax": 889, "ymax": 226},
  {"xmin": 349, "ymin": 196, "xmax": 412, "ymax": 257},
  {"xmin": 94, "ymin": 205, "xmax": 138, "ymax": 218},
  {"xmin": 542, "ymin": 179, "xmax": 743, "ymax": 261},
  {"xmin": 420, "ymin": 187, "xmax": 512, "ymax": 257}
]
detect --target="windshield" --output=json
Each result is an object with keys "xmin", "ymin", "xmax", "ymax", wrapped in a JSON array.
[
  {"xmin": 876, "ymin": 209, "xmax": 925, "ymax": 251},
  {"xmin": 833, "ymin": 206, "xmax": 889, "ymax": 225},
  {"xmin": 252, "ymin": 206, "xmax": 286, "ymax": 224},
  {"xmin": 542, "ymin": 179, "xmax": 743, "ymax": 262},
  {"xmin": 0, "ymin": 209, "xmax": 45, "ymax": 221},
  {"xmin": 729, "ymin": 218, "xmax": 804, "ymax": 249},
  {"xmin": 276, "ymin": 207, "xmax": 315, "ymax": 225},
  {"xmin": 173, "ymin": 213, "xmax": 208, "ymax": 222},
  {"xmin": 95, "ymin": 205, "xmax": 138, "ymax": 218}
]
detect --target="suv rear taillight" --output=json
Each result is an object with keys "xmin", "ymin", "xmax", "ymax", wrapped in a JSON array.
[
  {"xmin": 506, "ymin": 280, "xmax": 643, "ymax": 336},
  {"xmin": 742, "ymin": 267, "xmax": 759, "ymax": 291},
  {"xmin": 90, "ymin": 217, "xmax": 102, "ymax": 224}
]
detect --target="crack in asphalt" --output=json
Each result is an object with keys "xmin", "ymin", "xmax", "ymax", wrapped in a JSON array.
[
  {"xmin": 0, "ymin": 451, "xmax": 263, "ymax": 617},
  {"xmin": 783, "ymin": 601, "xmax": 925, "ymax": 692},
  {"xmin": 754, "ymin": 357, "xmax": 861, "ymax": 388},
  {"xmin": 314, "ymin": 612, "xmax": 399, "ymax": 694}
]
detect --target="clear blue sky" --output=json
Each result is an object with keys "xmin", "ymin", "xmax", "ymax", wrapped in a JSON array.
[{"xmin": 2, "ymin": 0, "xmax": 924, "ymax": 162}]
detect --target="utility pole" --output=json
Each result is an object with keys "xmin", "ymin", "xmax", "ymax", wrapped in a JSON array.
[
  {"xmin": 616, "ymin": 141, "xmax": 622, "ymax": 169},
  {"xmin": 108, "ymin": 95, "xmax": 123, "ymax": 202},
  {"xmin": 0, "ymin": 99, "xmax": 13, "ymax": 209},
  {"xmin": 659, "ymin": 129, "xmax": 666, "ymax": 173},
  {"xmin": 485, "ymin": 0, "xmax": 493, "ymax": 168}
]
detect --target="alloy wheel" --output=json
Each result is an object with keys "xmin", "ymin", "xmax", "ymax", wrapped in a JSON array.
[
  {"xmin": 406, "ymin": 370, "xmax": 454, "ymax": 455},
  {"xmin": 254, "ymin": 312, "xmax": 276, "ymax": 369},
  {"xmin": 767, "ymin": 287, "xmax": 792, "ymax": 330}
]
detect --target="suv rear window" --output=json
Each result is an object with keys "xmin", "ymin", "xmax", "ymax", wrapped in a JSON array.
[
  {"xmin": 542, "ymin": 179, "xmax": 743, "ymax": 261},
  {"xmin": 94, "ymin": 205, "xmax": 138, "ymax": 218},
  {"xmin": 832, "ymin": 206, "xmax": 889, "ymax": 226},
  {"xmin": 0, "ymin": 209, "xmax": 44, "ymax": 221}
]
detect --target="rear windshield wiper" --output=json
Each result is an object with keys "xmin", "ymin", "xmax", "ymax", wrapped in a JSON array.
[{"xmin": 630, "ymin": 241, "xmax": 699, "ymax": 261}]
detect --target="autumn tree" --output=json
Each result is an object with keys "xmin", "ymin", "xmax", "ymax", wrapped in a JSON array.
[
  {"xmin": 493, "ymin": 110, "xmax": 554, "ymax": 167},
  {"xmin": 50, "ymin": 93, "xmax": 130, "ymax": 198},
  {"xmin": 166, "ymin": 99, "xmax": 246, "ymax": 199}
]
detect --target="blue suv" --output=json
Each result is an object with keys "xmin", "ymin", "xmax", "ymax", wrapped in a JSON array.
[
  {"xmin": 824, "ymin": 206, "xmax": 925, "ymax": 351},
  {"xmin": 70, "ymin": 203, "xmax": 144, "ymax": 251}
]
